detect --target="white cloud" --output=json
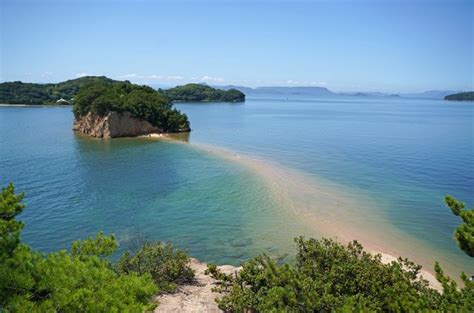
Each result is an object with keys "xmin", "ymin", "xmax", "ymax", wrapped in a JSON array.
[
  {"xmin": 147, "ymin": 74, "xmax": 163, "ymax": 80},
  {"xmin": 200, "ymin": 75, "xmax": 225, "ymax": 83},
  {"xmin": 41, "ymin": 71, "xmax": 53, "ymax": 77},
  {"xmin": 309, "ymin": 81, "xmax": 328, "ymax": 86},
  {"xmin": 118, "ymin": 73, "xmax": 140, "ymax": 79},
  {"xmin": 76, "ymin": 72, "xmax": 94, "ymax": 78},
  {"xmin": 166, "ymin": 75, "xmax": 184, "ymax": 80},
  {"xmin": 117, "ymin": 74, "xmax": 184, "ymax": 81}
]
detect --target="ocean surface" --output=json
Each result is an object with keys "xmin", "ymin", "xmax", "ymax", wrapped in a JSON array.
[{"xmin": 0, "ymin": 96, "xmax": 473, "ymax": 276}]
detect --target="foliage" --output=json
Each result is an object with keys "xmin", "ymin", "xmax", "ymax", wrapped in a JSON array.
[
  {"xmin": 444, "ymin": 91, "xmax": 474, "ymax": 101},
  {"xmin": 73, "ymin": 81, "xmax": 190, "ymax": 132},
  {"xmin": 0, "ymin": 76, "xmax": 122, "ymax": 105},
  {"xmin": 445, "ymin": 195, "xmax": 474, "ymax": 257},
  {"xmin": 206, "ymin": 237, "xmax": 473, "ymax": 312},
  {"xmin": 0, "ymin": 183, "xmax": 168, "ymax": 312},
  {"xmin": 117, "ymin": 240, "xmax": 194, "ymax": 292},
  {"xmin": 161, "ymin": 83, "xmax": 245, "ymax": 102}
]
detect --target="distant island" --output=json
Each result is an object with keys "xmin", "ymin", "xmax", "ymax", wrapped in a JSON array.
[
  {"xmin": 444, "ymin": 92, "xmax": 474, "ymax": 102},
  {"xmin": 160, "ymin": 83, "xmax": 245, "ymax": 102},
  {"xmin": 73, "ymin": 80, "xmax": 190, "ymax": 138},
  {"xmin": 0, "ymin": 77, "xmax": 246, "ymax": 105}
]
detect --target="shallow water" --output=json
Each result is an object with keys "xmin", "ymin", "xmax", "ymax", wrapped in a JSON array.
[{"xmin": 0, "ymin": 97, "xmax": 473, "ymax": 275}]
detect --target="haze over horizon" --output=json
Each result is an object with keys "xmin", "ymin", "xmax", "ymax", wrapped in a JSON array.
[{"xmin": 1, "ymin": 0, "xmax": 472, "ymax": 93}]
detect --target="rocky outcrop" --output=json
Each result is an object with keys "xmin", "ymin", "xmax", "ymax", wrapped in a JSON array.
[{"xmin": 73, "ymin": 111, "xmax": 162, "ymax": 138}]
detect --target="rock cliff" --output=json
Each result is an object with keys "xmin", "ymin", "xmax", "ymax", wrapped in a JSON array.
[{"xmin": 73, "ymin": 111, "xmax": 162, "ymax": 138}]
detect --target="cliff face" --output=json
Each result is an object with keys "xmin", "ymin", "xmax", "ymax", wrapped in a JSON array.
[{"xmin": 73, "ymin": 111, "xmax": 162, "ymax": 138}]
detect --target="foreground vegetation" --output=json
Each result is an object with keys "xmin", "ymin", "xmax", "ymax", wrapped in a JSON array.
[
  {"xmin": 161, "ymin": 84, "xmax": 245, "ymax": 102},
  {"xmin": 444, "ymin": 91, "xmax": 474, "ymax": 101},
  {"xmin": 206, "ymin": 196, "xmax": 474, "ymax": 312},
  {"xmin": 1, "ymin": 182, "xmax": 472, "ymax": 311},
  {"xmin": 0, "ymin": 183, "xmax": 194, "ymax": 311},
  {"xmin": 73, "ymin": 81, "xmax": 190, "ymax": 132}
]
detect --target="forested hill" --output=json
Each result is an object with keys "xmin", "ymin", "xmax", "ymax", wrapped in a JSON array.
[
  {"xmin": 0, "ymin": 76, "xmax": 122, "ymax": 105},
  {"xmin": 0, "ymin": 78, "xmax": 245, "ymax": 105},
  {"xmin": 444, "ymin": 92, "xmax": 474, "ymax": 102},
  {"xmin": 160, "ymin": 84, "xmax": 245, "ymax": 102}
]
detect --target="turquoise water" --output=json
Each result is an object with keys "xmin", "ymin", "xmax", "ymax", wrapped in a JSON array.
[{"xmin": 0, "ymin": 97, "xmax": 473, "ymax": 274}]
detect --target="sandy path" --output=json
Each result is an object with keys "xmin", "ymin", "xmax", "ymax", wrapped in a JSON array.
[{"xmin": 154, "ymin": 258, "xmax": 240, "ymax": 312}]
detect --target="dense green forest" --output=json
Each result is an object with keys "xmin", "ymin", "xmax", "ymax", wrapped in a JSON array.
[
  {"xmin": 0, "ymin": 77, "xmax": 245, "ymax": 105},
  {"xmin": 444, "ymin": 92, "xmax": 474, "ymax": 101},
  {"xmin": 160, "ymin": 84, "xmax": 245, "ymax": 102},
  {"xmin": 73, "ymin": 81, "xmax": 190, "ymax": 132},
  {"xmin": 0, "ymin": 76, "xmax": 121, "ymax": 105}
]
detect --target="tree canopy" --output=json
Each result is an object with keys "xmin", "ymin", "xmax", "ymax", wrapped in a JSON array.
[
  {"xmin": 73, "ymin": 81, "xmax": 190, "ymax": 132},
  {"xmin": 0, "ymin": 78, "xmax": 246, "ymax": 106},
  {"xmin": 161, "ymin": 84, "xmax": 245, "ymax": 102},
  {"xmin": 445, "ymin": 195, "xmax": 474, "ymax": 257},
  {"xmin": 0, "ymin": 76, "xmax": 122, "ymax": 105}
]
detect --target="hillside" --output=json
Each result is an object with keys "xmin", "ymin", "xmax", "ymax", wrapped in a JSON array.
[
  {"xmin": 0, "ymin": 76, "xmax": 122, "ymax": 105},
  {"xmin": 444, "ymin": 91, "xmax": 474, "ymax": 101},
  {"xmin": 161, "ymin": 84, "xmax": 245, "ymax": 102}
]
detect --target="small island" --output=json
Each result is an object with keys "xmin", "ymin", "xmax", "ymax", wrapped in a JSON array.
[
  {"xmin": 161, "ymin": 83, "xmax": 245, "ymax": 102},
  {"xmin": 73, "ymin": 81, "xmax": 190, "ymax": 138},
  {"xmin": 444, "ymin": 92, "xmax": 474, "ymax": 102}
]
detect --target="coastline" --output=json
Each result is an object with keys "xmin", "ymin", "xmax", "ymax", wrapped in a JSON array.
[
  {"xmin": 154, "ymin": 256, "xmax": 441, "ymax": 312},
  {"xmin": 180, "ymin": 142, "xmax": 467, "ymax": 287}
]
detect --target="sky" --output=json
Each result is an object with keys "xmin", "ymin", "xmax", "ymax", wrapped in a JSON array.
[{"xmin": 0, "ymin": 0, "xmax": 472, "ymax": 92}]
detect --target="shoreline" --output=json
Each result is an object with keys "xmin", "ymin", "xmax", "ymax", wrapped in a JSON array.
[{"xmin": 181, "ymin": 142, "xmax": 467, "ymax": 287}]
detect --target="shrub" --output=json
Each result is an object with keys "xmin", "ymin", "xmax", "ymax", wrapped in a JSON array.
[
  {"xmin": 117, "ymin": 240, "xmax": 194, "ymax": 292},
  {"xmin": 207, "ymin": 237, "xmax": 474, "ymax": 312}
]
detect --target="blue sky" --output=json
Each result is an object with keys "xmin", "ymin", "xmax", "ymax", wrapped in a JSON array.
[{"xmin": 1, "ymin": 0, "xmax": 472, "ymax": 92}]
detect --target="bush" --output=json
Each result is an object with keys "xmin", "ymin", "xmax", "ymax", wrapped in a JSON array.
[
  {"xmin": 117, "ymin": 240, "xmax": 194, "ymax": 292},
  {"xmin": 207, "ymin": 237, "xmax": 473, "ymax": 312}
]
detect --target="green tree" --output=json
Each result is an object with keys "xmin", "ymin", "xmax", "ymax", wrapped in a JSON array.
[
  {"xmin": 445, "ymin": 195, "xmax": 474, "ymax": 257},
  {"xmin": 0, "ymin": 183, "xmax": 157, "ymax": 312}
]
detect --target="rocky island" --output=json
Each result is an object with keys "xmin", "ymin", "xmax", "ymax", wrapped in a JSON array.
[{"xmin": 73, "ymin": 81, "xmax": 190, "ymax": 138}]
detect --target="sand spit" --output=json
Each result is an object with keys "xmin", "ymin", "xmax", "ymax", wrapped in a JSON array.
[
  {"xmin": 189, "ymin": 143, "xmax": 467, "ymax": 285},
  {"xmin": 140, "ymin": 137, "xmax": 464, "ymax": 286}
]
